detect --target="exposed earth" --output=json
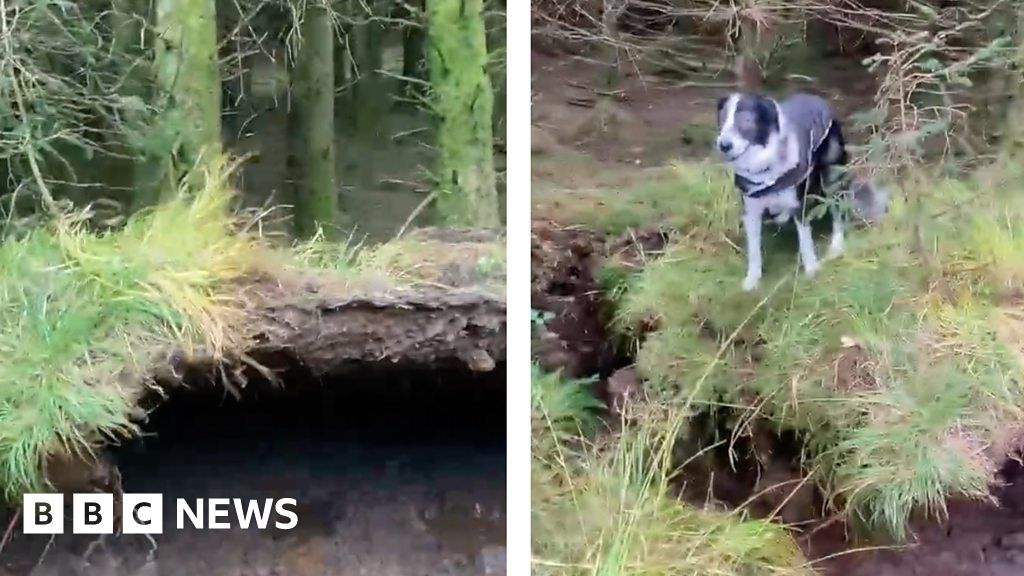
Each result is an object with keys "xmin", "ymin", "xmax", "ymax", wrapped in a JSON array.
[{"xmin": 0, "ymin": 371, "xmax": 507, "ymax": 576}]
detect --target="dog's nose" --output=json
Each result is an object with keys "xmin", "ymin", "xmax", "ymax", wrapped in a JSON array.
[{"xmin": 717, "ymin": 139, "xmax": 733, "ymax": 154}]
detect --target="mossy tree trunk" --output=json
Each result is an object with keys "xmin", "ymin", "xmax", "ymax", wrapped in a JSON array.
[
  {"xmin": 426, "ymin": 0, "xmax": 499, "ymax": 227},
  {"xmin": 111, "ymin": 0, "xmax": 158, "ymax": 211},
  {"xmin": 351, "ymin": 2, "xmax": 388, "ymax": 139},
  {"xmin": 290, "ymin": 0, "xmax": 338, "ymax": 239},
  {"xmin": 485, "ymin": 0, "xmax": 505, "ymax": 143},
  {"xmin": 153, "ymin": 0, "xmax": 221, "ymax": 199}
]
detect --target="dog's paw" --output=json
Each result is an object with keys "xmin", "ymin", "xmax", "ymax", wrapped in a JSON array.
[
  {"xmin": 741, "ymin": 274, "xmax": 761, "ymax": 291},
  {"xmin": 804, "ymin": 260, "xmax": 821, "ymax": 277},
  {"xmin": 826, "ymin": 238, "xmax": 844, "ymax": 260}
]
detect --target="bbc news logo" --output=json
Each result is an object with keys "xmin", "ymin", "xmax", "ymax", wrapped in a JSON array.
[{"xmin": 23, "ymin": 494, "xmax": 299, "ymax": 534}]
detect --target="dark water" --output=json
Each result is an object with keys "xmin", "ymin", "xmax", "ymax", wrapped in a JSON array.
[{"xmin": 0, "ymin": 371, "xmax": 506, "ymax": 576}]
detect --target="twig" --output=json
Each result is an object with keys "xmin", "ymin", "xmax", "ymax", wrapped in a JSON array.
[
  {"xmin": 0, "ymin": 508, "xmax": 20, "ymax": 555},
  {"xmin": 33, "ymin": 535, "xmax": 54, "ymax": 571},
  {"xmin": 0, "ymin": 0, "xmax": 57, "ymax": 216},
  {"xmin": 395, "ymin": 190, "xmax": 436, "ymax": 239}
]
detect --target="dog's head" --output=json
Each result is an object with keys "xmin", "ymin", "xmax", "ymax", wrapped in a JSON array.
[{"xmin": 714, "ymin": 93, "xmax": 780, "ymax": 162}]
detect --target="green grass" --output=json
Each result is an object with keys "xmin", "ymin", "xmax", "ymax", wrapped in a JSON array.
[
  {"xmin": 533, "ymin": 160, "xmax": 735, "ymax": 236},
  {"xmin": 0, "ymin": 157, "xmax": 506, "ymax": 499},
  {"xmin": 535, "ymin": 156, "xmax": 1024, "ymax": 542},
  {"xmin": 0, "ymin": 158, "xmax": 256, "ymax": 497},
  {"xmin": 531, "ymin": 365, "xmax": 810, "ymax": 576},
  {"xmin": 292, "ymin": 228, "xmax": 506, "ymax": 294}
]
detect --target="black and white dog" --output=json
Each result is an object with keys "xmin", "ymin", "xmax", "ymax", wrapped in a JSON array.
[{"xmin": 715, "ymin": 92, "xmax": 859, "ymax": 291}]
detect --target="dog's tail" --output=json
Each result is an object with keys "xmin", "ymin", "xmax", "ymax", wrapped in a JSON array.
[{"xmin": 850, "ymin": 179, "xmax": 889, "ymax": 224}]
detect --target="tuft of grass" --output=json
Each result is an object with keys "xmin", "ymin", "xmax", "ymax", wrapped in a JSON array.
[
  {"xmin": 531, "ymin": 366, "xmax": 810, "ymax": 576},
  {"xmin": 0, "ymin": 157, "xmax": 257, "ymax": 497},
  {"xmin": 293, "ymin": 228, "xmax": 506, "ymax": 294}
]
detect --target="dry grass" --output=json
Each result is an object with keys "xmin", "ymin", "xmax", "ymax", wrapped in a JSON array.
[{"xmin": 532, "ymin": 365, "xmax": 810, "ymax": 576}]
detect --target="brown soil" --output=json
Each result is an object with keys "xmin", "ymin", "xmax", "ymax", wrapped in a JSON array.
[
  {"xmin": 531, "ymin": 51, "xmax": 877, "ymax": 167},
  {"xmin": 530, "ymin": 219, "xmax": 613, "ymax": 380},
  {"xmin": 530, "ymin": 218, "xmax": 669, "ymax": 406},
  {"xmin": 831, "ymin": 339, "xmax": 880, "ymax": 393},
  {"xmin": 807, "ymin": 459, "xmax": 1024, "ymax": 576},
  {"xmin": 153, "ymin": 263, "xmax": 506, "ymax": 397}
]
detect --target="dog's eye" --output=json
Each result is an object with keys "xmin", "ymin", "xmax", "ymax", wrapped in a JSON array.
[{"xmin": 736, "ymin": 111, "xmax": 755, "ymax": 128}]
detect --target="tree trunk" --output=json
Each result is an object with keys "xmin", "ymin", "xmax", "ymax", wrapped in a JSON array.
[
  {"xmin": 334, "ymin": 24, "xmax": 351, "ymax": 109},
  {"xmin": 1004, "ymin": 3, "xmax": 1024, "ymax": 153},
  {"xmin": 153, "ymin": 0, "xmax": 221, "ymax": 199},
  {"xmin": 734, "ymin": 13, "xmax": 766, "ymax": 92},
  {"xmin": 400, "ymin": 0, "xmax": 427, "ymax": 98},
  {"xmin": 111, "ymin": 0, "xmax": 147, "ymax": 87},
  {"xmin": 290, "ymin": 0, "xmax": 338, "ymax": 239},
  {"xmin": 485, "ymin": 0, "xmax": 505, "ymax": 143},
  {"xmin": 351, "ymin": 5, "xmax": 388, "ymax": 139},
  {"xmin": 426, "ymin": 0, "xmax": 499, "ymax": 227},
  {"xmin": 112, "ymin": 0, "xmax": 160, "ymax": 211},
  {"xmin": 600, "ymin": 0, "xmax": 626, "ymax": 88}
]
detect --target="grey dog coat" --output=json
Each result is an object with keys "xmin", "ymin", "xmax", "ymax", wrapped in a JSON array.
[{"xmin": 735, "ymin": 93, "xmax": 839, "ymax": 198}]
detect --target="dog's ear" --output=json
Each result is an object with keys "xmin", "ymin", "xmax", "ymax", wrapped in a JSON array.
[
  {"xmin": 716, "ymin": 96, "xmax": 728, "ymax": 126},
  {"xmin": 755, "ymin": 96, "xmax": 779, "ymax": 131}
]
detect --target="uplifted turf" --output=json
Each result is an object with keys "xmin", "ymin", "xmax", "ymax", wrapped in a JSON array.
[
  {"xmin": 538, "ymin": 156, "xmax": 1024, "ymax": 540},
  {"xmin": 0, "ymin": 159, "xmax": 507, "ymax": 500},
  {"xmin": 0, "ymin": 162, "xmax": 254, "ymax": 498}
]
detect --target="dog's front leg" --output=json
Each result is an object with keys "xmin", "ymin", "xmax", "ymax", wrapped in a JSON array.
[
  {"xmin": 741, "ymin": 207, "xmax": 763, "ymax": 291},
  {"xmin": 795, "ymin": 219, "xmax": 820, "ymax": 276}
]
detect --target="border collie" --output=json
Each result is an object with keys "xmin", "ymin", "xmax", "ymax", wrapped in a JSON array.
[{"xmin": 715, "ymin": 91, "xmax": 872, "ymax": 291}]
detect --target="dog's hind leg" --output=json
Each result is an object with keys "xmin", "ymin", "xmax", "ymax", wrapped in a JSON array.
[
  {"xmin": 826, "ymin": 203, "xmax": 845, "ymax": 259},
  {"xmin": 741, "ymin": 208, "xmax": 764, "ymax": 291},
  {"xmin": 795, "ymin": 219, "xmax": 820, "ymax": 276}
]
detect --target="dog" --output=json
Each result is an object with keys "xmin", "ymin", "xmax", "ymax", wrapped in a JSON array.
[{"xmin": 715, "ymin": 91, "xmax": 880, "ymax": 291}]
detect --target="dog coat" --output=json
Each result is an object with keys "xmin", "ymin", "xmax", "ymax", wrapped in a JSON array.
[{"xmin": 735, "ymin": 93, "xmax": 837, "ymax": 198}]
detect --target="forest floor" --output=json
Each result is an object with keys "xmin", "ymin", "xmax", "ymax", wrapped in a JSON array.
[
  {"xmin": 0, "ymin": 161, "xmax": 506, "ymax": 576},
  {"xmin": 530, "ymin": 49, "xmax": 1024, "ymax": 576}
]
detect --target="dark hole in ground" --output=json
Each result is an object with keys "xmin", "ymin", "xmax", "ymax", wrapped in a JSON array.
[{"xmin": 1, "ymin": 366, "xmax": 507, "ymax": 576}]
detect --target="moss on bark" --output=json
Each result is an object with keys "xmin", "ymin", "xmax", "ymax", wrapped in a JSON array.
[
  {"xmin": 426, "ymin": 0, "xmax": 499, "ymax": 227},
  {"xmin": 290, "ymin": 0, "xmax": 338, "ymax": 238},
  {"xmin": 153, "ymin": 0, "xmax": 221, "ymax": 199}
]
